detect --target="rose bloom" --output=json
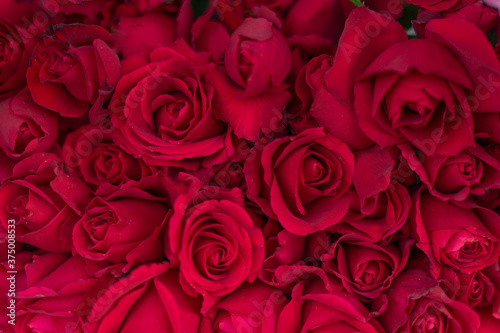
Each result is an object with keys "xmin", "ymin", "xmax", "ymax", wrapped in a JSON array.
[
  {"xmin": 0, "ymin": 90, "xmax": 58, "ymax": 160},
  {"xmin": 378, "ymin": 269, "xmax": 480, "ymax": 333},
  {"xmin": 413, "ymin": 2, "xmax": 498, "ymax": 38},
  {"xmin": 27, "ymin": 24, "xmax": 121, "ymax": 118},
  {"xmin": 37, "ymin": 0, "xmax": 117, "ymax": 19},
  {"xmin": 401, "ymin": 143, "xmax": 500, "ymax": 201},
  {"xmin": 438, "ymin": 266, "xmax": 495, "ymax": 309},
  {"xmin": 224, "ymin": 18, "xmax": 291, "ymax": 98},
  {"xmin": 0, "ymin": 4, "xmax": 35, "ymax": 100},
  {"xmin": 62, "ymin": 125, "xmax": 154, "ymax": 187},
  {"xmin": 406, "ymin": 0, "xmax": 471, "ymax": 12},
  {"xmin": 199, "ymin": 281, "xmax": 288, "ymax": 332},
  {"xmin": 73, "ymin": 176, "xmax": 177, "ymax": 272},
  {"xmin": 245, "ymin": 128, "xmax": 354, "ymax": 236},
  {"xmin": 166, "ymin": 184, "xmax": 264, "ymax": 298},
  {"xmin": 274, "ymin": 265, "xmax": 385, "ymax": 332},
  {"xmin": 110, "ymin": 40, "xmax": 236, "ymax": 169},
  {"xmin": 82, "ymin": 263, "xmax": 203, "ymax": 332},
  {"xmin": 312, "ymin": 7, "xmax": 500, "ymax": 154},
  {"xmin": 410, "ymin": 189, "xmax": 500, "ymax": 277},
  {"xmin": 14, "ymin": 253, "xmax": 98, "ymax": 333},
  {"xmin": 0, "ymin": 153, "xmax": 92, "ymax": 252},
  {"xmin": 287, "ymin": 54, "xmax": 330, "ymax": 134},
  {"xmin": 321, "ymin": 237, "xmax": 412, "ymax": 300},
  {"xmin": 111, "ymin": 0, "xmax": 192, "ymax": 60},
  {"xmin": 206, "ymin": 18, "xmax": 291, "ymax": 141},
  {"xmin": 334, "ymin": 146, "xmax": 411, "ymax": 243}
]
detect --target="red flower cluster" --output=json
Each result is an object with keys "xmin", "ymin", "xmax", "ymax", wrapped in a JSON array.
[{"xmin": 1, "ymin": 0, "xmax": 500, "ymax": 332}]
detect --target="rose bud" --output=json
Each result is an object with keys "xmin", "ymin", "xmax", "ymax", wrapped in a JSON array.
[
  {"xmin": 0, "ymin": 90, "xmax": 58, "ymax": 160},
  {"xmin": 82, "ymin": 263, "xmax": 203, "ymax": 333},
  {"xmin": 410, "ymin": 189, "xmax": 500, "ymax": 278},
  {"xmin": 224, "ymin": 18, "xmax": 291, "ymax": 97},
  {"xmin": 27, "ymin": 24, "xmax": 120, "ymax": 119}
]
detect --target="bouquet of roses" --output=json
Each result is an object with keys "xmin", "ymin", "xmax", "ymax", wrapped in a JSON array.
[{"xmin": 1, "ymin": 0, "xmax": 500, "ymax": 331}]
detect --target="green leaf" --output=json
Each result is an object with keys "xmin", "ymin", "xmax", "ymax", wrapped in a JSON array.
[{"xmin": 349, "ymin": 0, "xmax": 365, "ymax": 7}]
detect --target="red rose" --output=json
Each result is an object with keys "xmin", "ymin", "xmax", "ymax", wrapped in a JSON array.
[
  {"xmin": 206, "ymin": 65, "xmax": 290, "ymax": 141},
  {"xmin": 112, "ymin": 2, "xmax": 193, "ymax": 60},
  {"xmin": 333, "ymin": 147, "xmax": 411, "ymax": 243},
  {"xmin": 191, "ymin": 3, "xmax": 230, "ymax": 64},
  {"xmin": 14, "ymin": 253, "xmax": 98, "ymax": 333},
  {"xmin": 245, "ymin": 128, "xmax": 354, "ymax": 235},
  {"xmin": 199, "ymin": 281, "xmax": 288, "ymax": 332},
  {"xmin": 322, "ymin": 237, "xmax": 412, "ymax": 300},
  {"xmin": 283, "ymin": 0, "xmax": 352, "ymax": 56},
  {"xmin": 401, "ymin": 143, "xmax": 500, "ymax": 201},
  {"xmin": 83, "ymin": 263, "xmax": 203, "ymax": 333},
  {"xmin": 274, "ymin": 265, "xmax": 385, "ymax": 332},
  {"xmin": 287, "ymin": 54, "xmax": 330, "ymax": 134},
  {"xmin": 37, "ymin": 0, "xmax": 117, "ymax": 19},
  {"xmin": 167, "ymin": 183, "xmax": 265, "ymax": 297},
  {"xmin": 313, "ymin": 7, "xmax": 500, "ymax": 155},
  {"xmin": 406, "ymin": 0, "xmax": 473, "ymax": 12},
  {"xmin": 439, "ymin": 266, "xmax": 495, "ymax": 309},
  {"xmin": 224, "ymin": 18, "xmax": 291, "ymax": 98},
  {"xmin": 205, "ymin": 18, "xmax": 291, "ymax": 140},
  {"xmin": 0, "ymin": 251, "xmax": 30, "ymax": 332},
  {"xmin": 0, "ymin": 12, "xmax": 35, "ymax": 99},
  {"xmin": 0, "ymin": 90, "xmax": 58, "ymax": 160},
  {"xmin": 377, "ymin": 269, "xmax": 480, "ymax": 333},
  {"xmin": 73, "ymin": 176, "xmax": 178, "ymax": 272},
  {"xmin": 111, "ymin": 41, "xmax": 236, "ymax": 169},
  {"xmin": 413, "ymin": 2, "xmax": 498, "ymax": 37},
  {"xmin": 62, "ymin": 125, "xmax": 154, "ymax": 187},
  {"xmin": 27, "ymin": 24, "xmax": 121, "ymax": 119},
  {"xmin": 0, "ymin": 153, "xmax": 92, "ymax": 252},
  {"xmin": 410, "ymin": 189, "xmax": 500, "ymax": 277}
]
